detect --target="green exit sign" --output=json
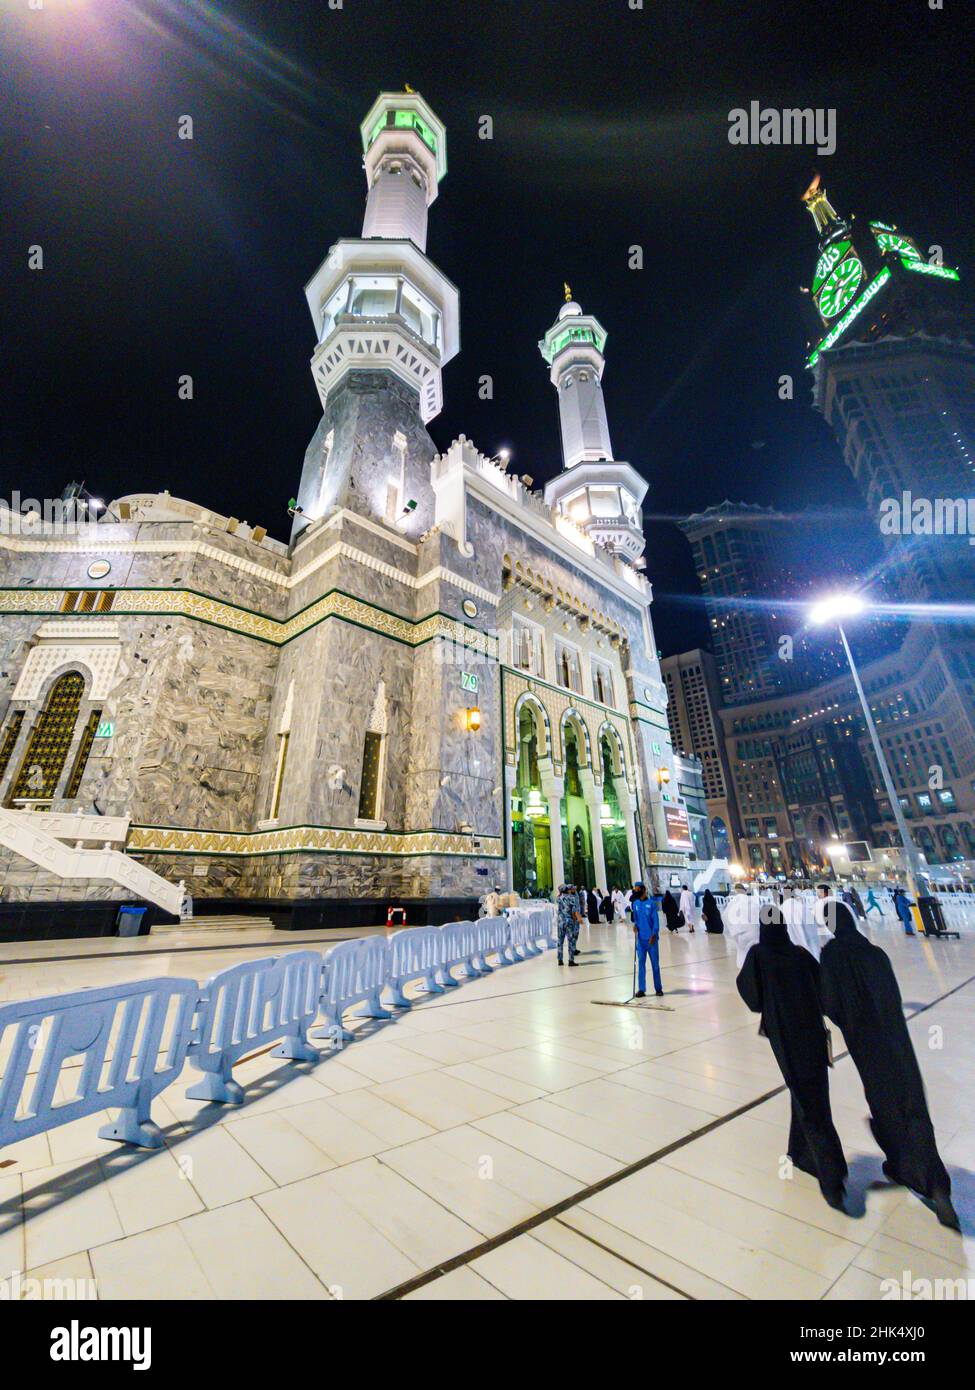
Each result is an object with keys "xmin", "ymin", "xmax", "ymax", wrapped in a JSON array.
[
  {"xmin": 461, "ymin": 671, "xmax": 479, "ymax": 693},
  {"xmin": 96, "ymin": 720, "xmax": 114, "ymax": 739}
]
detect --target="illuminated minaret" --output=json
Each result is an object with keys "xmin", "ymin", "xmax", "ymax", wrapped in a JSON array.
[
  {"xmin": 539, "ymin": 288, "xmax": 648, "ymax": 563},
  {"xmin": 293, "ymin": 90, "xmax": 459, "ymax": 541}
]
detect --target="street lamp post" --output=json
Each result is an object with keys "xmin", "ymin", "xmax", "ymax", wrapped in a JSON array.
[{"xmin": 809, "ymin": 594, "xmax": 925, "ymax": 903}]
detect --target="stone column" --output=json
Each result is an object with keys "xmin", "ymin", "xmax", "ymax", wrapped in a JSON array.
[
  {"xmin": 616, "ymin": 783, "xmax": 643, "ymax": 884},
  {"xmin": 578, "ymin": 768, "xmax": 608, "ymax": 892},
  {"xmin": 539, "ymin": 764, "xmax": 565, "ymax": 897},
  {"xmin": 503, "ymin": 761, "xmax": 517, "ymax": 893}
]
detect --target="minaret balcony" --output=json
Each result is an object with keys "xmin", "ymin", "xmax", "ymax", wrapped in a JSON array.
[{"xmin": 543, "ymin": 459, "xmax": 649, "ymax": 564}]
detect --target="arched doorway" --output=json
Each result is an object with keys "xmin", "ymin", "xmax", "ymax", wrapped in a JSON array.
[
  {"xmin": 560, "ymin": 719, "xmax": 594, "ymax": 890},
  {"xmin": 511, "ymin": 702, "xmax": 553, "ymax": 897},
  {"xmin": 599, "ymin": 732, "xmax": 631, "ymax": 892},
  {"xmin": 9, "ymin": 671, "xmax": 86, "ymax": 806}
]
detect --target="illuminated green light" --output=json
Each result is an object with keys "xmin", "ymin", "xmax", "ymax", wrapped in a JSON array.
[
  {"xmin": 818, "ymin": 255, "xmax": 864, "ymax": 319},
  {"xmin": 366, "ymin": 109, "xmax": 439, "ymax": 160},
  {"xmin": 393, "ymin": 108, "xmax": 438, "ymax": 154},
  {"xmin": 875, "ymin": 231, "xmax": 920, "ymax": 260},
  {"xmin": 901, "ymin": 258, "xmax": 960, "ymax": 282},
  {"xmin": 807, "ymin": 267, "xmax": 892, "ymax": 367},
  {"xmin": 813, "ymin": 240, "xmax": 851, "ymax": 293},
  {"xmin": 542, "ymin": 324, "xmax": 606, "ymax": 364}
]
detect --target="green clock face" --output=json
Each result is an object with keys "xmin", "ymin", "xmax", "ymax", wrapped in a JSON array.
[
  {"xmin": 818, "ymin": 255, "xmax": 864, "ymax": 319},
  {"xmin": 813, "ymin": 240, "xmax": 851, "ymax": 293},
  {"xmin": 874, "ymin": 230, "xmax": 920, "ymax": 261}
]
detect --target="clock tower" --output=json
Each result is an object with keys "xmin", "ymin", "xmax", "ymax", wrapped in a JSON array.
[{"xmin": 802, "ymin": 175, "xmax": 961, "ymax": 369}]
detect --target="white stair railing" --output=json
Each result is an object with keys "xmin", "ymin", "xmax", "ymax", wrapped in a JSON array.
[{"xmin": 0, "ymin": 806, "xmax": 183, "ymax": 916}]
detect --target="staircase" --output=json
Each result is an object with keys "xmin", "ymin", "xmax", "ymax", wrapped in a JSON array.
[
  {"xmin": 152, "ymin": 914, "xmax": 277, "ymax": 934},
  {"xmin": 0, "ymin": 806, "xmax": 183, "ymax": 917}
]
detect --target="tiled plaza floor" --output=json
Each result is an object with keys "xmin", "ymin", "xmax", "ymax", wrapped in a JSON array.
[{"xmin": 1, "ymin": 914, "xmax": 973, "ymax": 1300}]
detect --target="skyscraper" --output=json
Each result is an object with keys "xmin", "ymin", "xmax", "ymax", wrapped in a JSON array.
[
  {"xmin": 678, "ymin": 502, "xmax": 797, "ymax": 704},
  {"xmin": 662, "ymin": 648, "xmax": 741, "ymax": 858}
]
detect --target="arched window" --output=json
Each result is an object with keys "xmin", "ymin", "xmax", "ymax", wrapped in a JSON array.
[
  {"xmin": 357, "ymin": 680, "xmax": 388, "ymax": 824},
  {"xmin": 10, "ymin": 671, "xmax": 85, "ymax": 804}
]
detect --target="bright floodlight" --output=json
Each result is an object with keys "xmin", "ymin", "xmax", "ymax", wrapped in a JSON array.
[{"xmin": 809, "ymin": 593, "xmax": 866, "ymax": 626}]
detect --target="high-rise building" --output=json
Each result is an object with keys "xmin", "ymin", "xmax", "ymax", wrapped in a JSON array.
[
  {"xmin": 678, "ymin": 502, "xmax": 809, "ymax": 704},
  {"xmin": 802, "ymin": 176, "xmax": 974, "ymax": 604},
  {"xmin": 720, "ymin": 623, "xmax": 975, "ymax": 878},
  {"xmin": 661, "ymin": 649, "xmax": 741, "ymax": 858}
]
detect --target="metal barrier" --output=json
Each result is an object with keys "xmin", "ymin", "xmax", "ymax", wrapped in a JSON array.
[
  {"xmin": 385, "ymin": 927, "xmax": 447, "ymax": 1007},
  {"xmin": 186, "ymin": 953, "xmax": 321, "ymax": 1105},
  {"xmin": 315, "ymin": 936, "xmax": 391, "ymax": 1042},
  {"xmin": 0, "ymin": 977, "xmax": 199, "ymax": 1151}
]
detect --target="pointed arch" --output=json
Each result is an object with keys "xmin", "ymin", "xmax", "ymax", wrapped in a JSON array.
[
  {"xmin": 560, "ymin": 707, "xmax": 592, "ymax": 769},
  {"xmin": 598, "ymin": 721, "xmax": 627, "ymax": 780},
  {"xmin": 512, "ymin": 691, "xmax": 551, "ymax": 760}
]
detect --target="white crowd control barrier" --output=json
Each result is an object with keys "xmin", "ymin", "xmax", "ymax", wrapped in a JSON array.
[
  {"xmin": 0, "ymin": 911, "xmax": 553, "ymax": 1154},
  {"xmin": 0, "ymin": 977, "xmax": 199, "ymax": 1151},
  {"xmin": 316, "ymin": 936, "xmax": 391, "ymax": 1041},
  {"xmin": 473, "ymin": 916, "xmax": 509, "ymax": 972},
  {"xmin": 438, "ymin": 920, "xmax": 483, "ymax": 985},
  {"xmin": 386, "ymin": 926, "xmax": 448, "ymax": 1006},
  {"xmin": 186, "ymin": 953, "xmax": 321, "ymax": 1105},
  {"xmin": 505, "ymin": 905, "xmax": 555, "ymax": 959}
]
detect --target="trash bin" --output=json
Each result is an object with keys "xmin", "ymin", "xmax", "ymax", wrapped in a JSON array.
[
  {"xmin": 917, "ymin": 896, "xmax": 948, "ymax": 936},
  {"xmin": 116, "ymin": 905, "xmax": 149, "ymax": 938}
]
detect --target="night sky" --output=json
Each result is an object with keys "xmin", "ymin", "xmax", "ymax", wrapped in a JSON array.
[{"xmin": 5, "ymin": 0, "xmax": 974, "ymax": 656}]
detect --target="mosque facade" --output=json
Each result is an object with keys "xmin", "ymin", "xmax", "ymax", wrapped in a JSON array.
[{"xmin": 0, "ymin": 91, "xmax": 694, "ymax": 928}]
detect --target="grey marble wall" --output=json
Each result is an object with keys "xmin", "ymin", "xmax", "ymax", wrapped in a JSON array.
[{"xmin": 294, "ymin": 372, "xmax": 440, "ymax": 547}]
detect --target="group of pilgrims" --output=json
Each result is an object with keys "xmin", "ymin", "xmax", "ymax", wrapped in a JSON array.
[{"xmin": 727, "ymin": 883, "xmax": 958, "ymax": 1228}]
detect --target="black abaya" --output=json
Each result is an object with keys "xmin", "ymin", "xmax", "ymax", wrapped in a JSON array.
[
  {"xmin": 820, "ymin": 904, "xmax": 957, "ymax": 1227},
  {"xmin": 661, "ymin": 891, "xmax": 680, "ymax": 932},
  {"xmin": 702, "ymin": 890, "xmax": 724, "ymax": 934},
  {"xmin": 587, "ymin": 890, "xmax": 600, "ymax": 924},
  {"xmin": 737, "ymin": 908, "xmax": 847, "ymax": 1205}
]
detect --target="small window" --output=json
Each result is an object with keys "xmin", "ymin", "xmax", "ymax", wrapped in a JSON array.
[
  {"xmin": 60, "ymin": 592, "xmax": 79, "ymax": 613},
  {"xmin": 555, "ymin": 642, "xmax": 582, "ymax": 694},
  {"xmin": 95, "ymin": 591, "xmax": 115, "ymax": 612},
  {"xmin": 77, "ymin": 592, "xmax": 97, "ymax": 613},
  {"xmin": 358, "ymin": 731, "xmax": 384, "ymax": 820},
  {"xmin": 512, "ymin": 620, "xmax": 543, "ymax": 677},
  {"xmin": 592, "ymin": 660, "xmax": 614, "ymax": 707}
]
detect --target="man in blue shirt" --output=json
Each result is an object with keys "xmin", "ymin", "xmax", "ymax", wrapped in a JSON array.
[{"xmin": 631, "ymin": 882, "xmax": 663, "ymax": 997}]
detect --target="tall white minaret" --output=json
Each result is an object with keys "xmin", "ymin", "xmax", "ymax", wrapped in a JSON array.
[
  {"xmin": 292, "ymin": 91, "xmax": 460, "ymax": 540},
  {"xmin": 541, "ymin": 286, "xmax": 614, "ymax": 467},
  {"xmin": 361, "ymin": 94, "xmax": 441, "ymax": 250},
  {"xmin": 540, "ymin": 287, "xmax": 648, "ymax": 564}
]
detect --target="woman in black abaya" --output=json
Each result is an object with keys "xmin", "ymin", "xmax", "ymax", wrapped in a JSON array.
[
  {"xmin": 661, "ymin": 889, "xmax": 681, "ymax": 932},
  {"xmin": 702, "ymin": 888, "xmax": 724, "ymax": 934},
  {"xmin": 737, "ymin": 904, "xmax": 847, "ymax": 1209},
  {"xmin": 819, "ymin": 903, "xmax": 958, "ymax": 1229}
]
